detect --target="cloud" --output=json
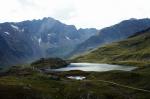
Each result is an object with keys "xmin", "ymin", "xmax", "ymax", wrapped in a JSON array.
[
  {"xmin": 0, "ymin": 0, "xmax": 150, "ymax": 29},
  {"xmin": 52, "ymin": 5, "xmax": 76, "ymax": 20},
  {"xmin": 17, "ymin": 0, "xmax": 35, "ymax": 6}
]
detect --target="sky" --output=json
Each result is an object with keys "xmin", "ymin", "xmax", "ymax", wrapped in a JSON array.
[{"xmin": 0, "ymin": 0, "xmax": 150, "ymax": 29}]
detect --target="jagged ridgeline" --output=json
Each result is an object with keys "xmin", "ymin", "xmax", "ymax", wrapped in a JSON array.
[{"xmin": 0, "ymin": 17, "xmax": 98, "ymax": 66}]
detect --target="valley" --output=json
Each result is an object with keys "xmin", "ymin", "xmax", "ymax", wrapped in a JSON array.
[
  {"xmin": 0, "ymin": 18, "xmax": 150, "ymax": 99},
  {"xmin": 1, "ymin": 0, "xmax": 150, "ymax": 98}
]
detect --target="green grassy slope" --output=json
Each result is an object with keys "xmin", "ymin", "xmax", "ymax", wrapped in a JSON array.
[
  {"xmin": 0, "ymin": 66, "xmax": 150, "ymax": 99},
  {"xmin": 74, "ymin": 29, "xmax": 150, "ymax": 67}
]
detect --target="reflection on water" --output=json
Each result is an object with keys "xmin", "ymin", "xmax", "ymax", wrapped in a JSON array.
[
  {"xmin": 50, "ymin": 63, "xmax": 137, "ymax": 72},
  {"xmin": 67, "ymin": 76, "xmax": 86, "ymax": 80}
]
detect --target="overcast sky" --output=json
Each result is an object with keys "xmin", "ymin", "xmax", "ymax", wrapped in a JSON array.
[{"xmin": 0, "ymin": 0, "xmax": 150, "ymax": 29}]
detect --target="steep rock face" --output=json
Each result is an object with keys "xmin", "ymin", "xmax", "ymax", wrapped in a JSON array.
[
  {"xmin": 0, "ymin": 22, "xmax": 42, "ymax": 66},
  {"xmin": 70, "ymin": 18, "xmax": 150, "ymax": 56},
  {"xmin": 0, "ymin": 17, "xmax": 98, "ymax": 66}
]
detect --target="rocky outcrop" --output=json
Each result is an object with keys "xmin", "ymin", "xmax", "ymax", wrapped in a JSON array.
[{"xmin": 31, "ymin": 58, "xmax": 69, "ymax": 69}]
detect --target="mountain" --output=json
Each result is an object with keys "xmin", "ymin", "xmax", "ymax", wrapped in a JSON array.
[
  {"xmin": 70, "ymin": 18, "xmax": 150, "ymax": 57},
  {"xmin": 0, "ymin": 17, "xmax": 98, "ymax": 66},
  {"xmin": 74, "ymin": 27, "xmax": 150, "ymax": 67}
]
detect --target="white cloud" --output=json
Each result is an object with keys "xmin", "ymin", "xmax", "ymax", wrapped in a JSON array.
[{"xmin": 0, "ymin": 0, "xmax": 150, "ymax": 29}]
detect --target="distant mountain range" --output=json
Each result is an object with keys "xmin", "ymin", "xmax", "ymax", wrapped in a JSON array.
[
  {"xmin": 1, "ymin": 17, "xmax": 150, "ymax": 67},
  {"xmin": 0, "ymin": 17, "xmax": 98, "ymax": 66},
  {"xmin": 70, "ymin": 18, "xmax": 150, "ymax": 57}
]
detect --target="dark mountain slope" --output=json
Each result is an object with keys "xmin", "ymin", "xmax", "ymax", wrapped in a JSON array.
[
  {"xmin": 70, "ymin": 18, "xmax": 150, "ymax": 57},
  {"xmin": 0, "ymin": 17, "xmax": 98, "ymax": 66}
]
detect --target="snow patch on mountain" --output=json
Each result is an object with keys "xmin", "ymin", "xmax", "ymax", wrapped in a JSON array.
[
  {"xmin": 4, "ymin": 32, "xmax": 10, "ymax": 35},
  {"xmin": 65, "ymin": 36, "xmax": 71, "ymax": 40},
  {"xmin": 11, "ymin": 24, "xmax": 19, "ymax": 30},
  {"xmin": 38, "ymin": 38, "xmax": 42, "ymax": 45},
  {"xmin": 48, "ymin": 34, "xmax": 51, "ymax": 36}
]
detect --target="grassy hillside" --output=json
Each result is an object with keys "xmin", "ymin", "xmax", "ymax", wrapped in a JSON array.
[
  {"xmin": 0, "ymin": 65, "xmax": 150, "ymax": 99},
  {"xmin": 74, "ymin": 29, "xmax": 150, "ymax": 67}
]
